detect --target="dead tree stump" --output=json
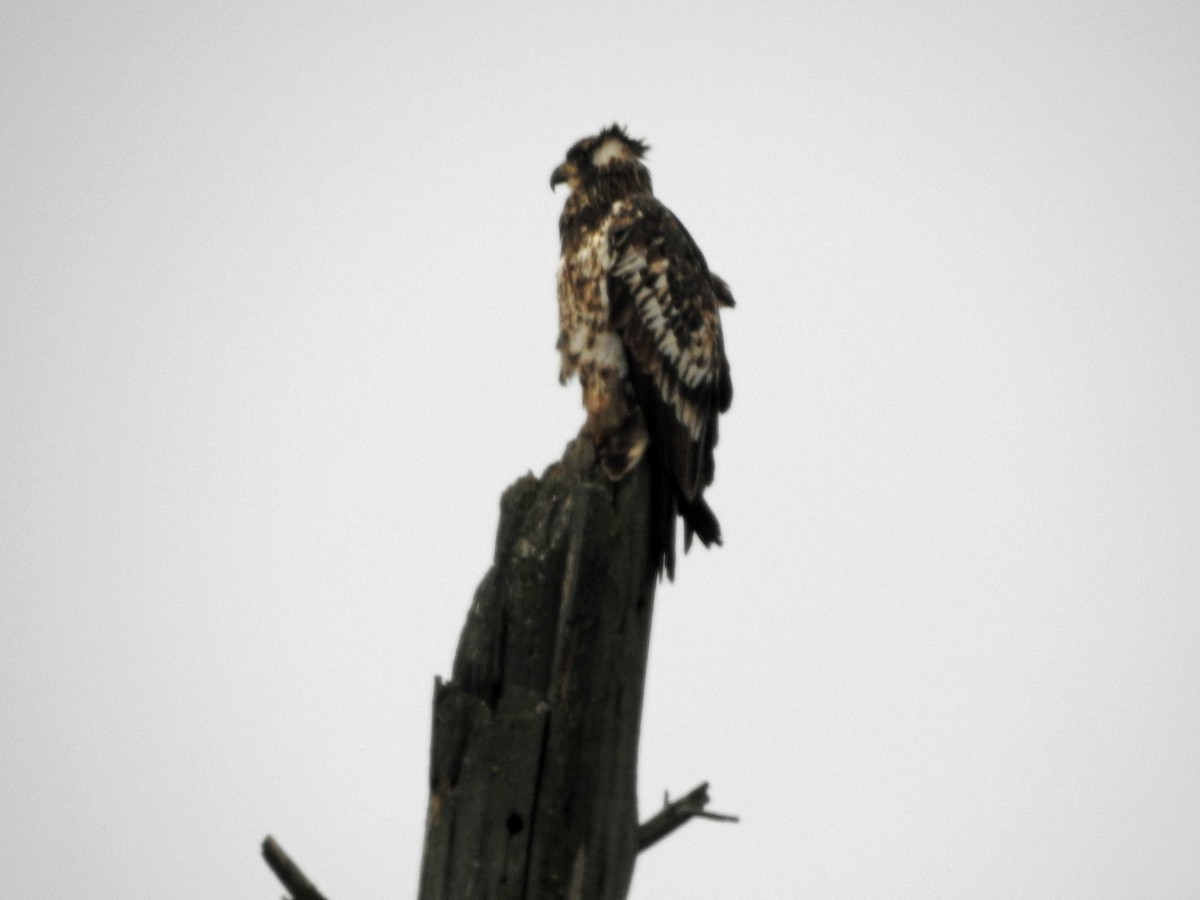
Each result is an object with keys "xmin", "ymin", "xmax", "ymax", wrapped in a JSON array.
[
  {"xmin": 419, "ymin": 438, "xmax": 657, "ymax": 900},
  {"xmin": 261, "ymin": 438, "xmax": 734, "ymax": 899}
]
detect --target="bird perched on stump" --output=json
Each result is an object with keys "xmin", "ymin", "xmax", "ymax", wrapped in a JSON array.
[{"xmin": 551, "ymin": 124, "xmax": 734, "ymax": 580}]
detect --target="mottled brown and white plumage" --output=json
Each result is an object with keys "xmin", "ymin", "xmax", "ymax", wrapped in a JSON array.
[{"xmin": 551, "ymin": 124, "xmax": 733, "ymax": 579}]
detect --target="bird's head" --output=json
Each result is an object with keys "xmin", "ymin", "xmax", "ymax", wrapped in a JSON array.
[{"xmin": 550, "ymin": 124, "xmax": 651, "ymax": 196}]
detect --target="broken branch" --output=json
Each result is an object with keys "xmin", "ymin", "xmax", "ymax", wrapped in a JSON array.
[
  {"xmin": 262, "ymin": 835, "xmax": 330, "ymax": 900},
  {"xmin": 636, "ymin": 782, "xmax": 739, "ymax": 852}
]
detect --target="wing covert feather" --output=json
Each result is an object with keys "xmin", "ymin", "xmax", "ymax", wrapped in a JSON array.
[{"xmin": 607, "ymin": 197, "xmax": 730, "ymax": 502}]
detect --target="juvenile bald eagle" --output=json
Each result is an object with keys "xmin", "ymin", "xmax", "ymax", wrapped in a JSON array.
[{"xmin": 552, "ymin": 125, "xmax": 733, "ymax": 579}]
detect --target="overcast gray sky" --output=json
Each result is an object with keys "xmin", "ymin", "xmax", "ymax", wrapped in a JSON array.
[{"xmin": 3, "ymin": 1, "xmax": 1199, "ymax": 897}]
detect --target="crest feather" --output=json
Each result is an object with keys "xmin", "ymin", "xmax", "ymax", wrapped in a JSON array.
[{"xmin": 595, "ymin": 123, "xmax": 649, "ymax": 158}]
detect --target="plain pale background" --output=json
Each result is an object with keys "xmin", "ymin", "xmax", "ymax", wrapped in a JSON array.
[{"xmin": 3, "ymin": 1, "xmax": 1198, "ymax": 897}]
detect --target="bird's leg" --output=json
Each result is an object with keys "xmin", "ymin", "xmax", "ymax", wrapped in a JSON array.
[{"xmin": 581, "ymin": 367, "xmax": 648, "ymax": 481}]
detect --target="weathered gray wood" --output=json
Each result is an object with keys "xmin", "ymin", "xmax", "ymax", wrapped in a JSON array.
[{"xmin": 418, "ymin": 438, "xmax": 658, "ymax": 900}]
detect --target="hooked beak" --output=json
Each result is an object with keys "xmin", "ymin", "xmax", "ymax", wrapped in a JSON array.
[{"xmin": 550, "ymin": 163, "xmax": 571, "ymax": 191}]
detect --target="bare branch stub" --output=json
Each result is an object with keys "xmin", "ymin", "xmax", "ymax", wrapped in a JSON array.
[
  {"xmin": 262, "ymin": 836, "xmax": 330, "ymax": 900},
  {"xmin": 637, "ymin": 782, "xmax": 739, "ymax": 853}
]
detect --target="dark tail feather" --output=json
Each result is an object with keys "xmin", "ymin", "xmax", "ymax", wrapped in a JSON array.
[
  {"xmin": 647, "ymin": 454, "xmax": 723, "ymax": 582},
  {"xmin": 678, "ymin": 494, "xmax": 722, "ymax": 552}
]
